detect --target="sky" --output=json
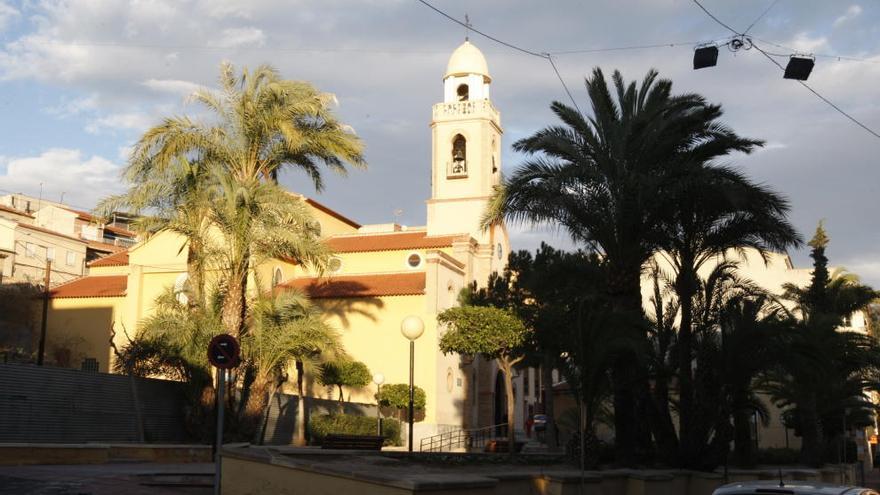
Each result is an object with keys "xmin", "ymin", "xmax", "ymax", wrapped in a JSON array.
[{"xmin": 0, "ymin": 0, "xmax": 877, "ymax": 283}]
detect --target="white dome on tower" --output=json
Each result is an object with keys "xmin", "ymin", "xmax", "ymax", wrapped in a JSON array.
[{"xmin": 444, "ymin": 41, "xmax": 491, "ymax": 82}]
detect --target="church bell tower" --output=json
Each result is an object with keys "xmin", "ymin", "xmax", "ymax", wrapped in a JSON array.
[{"xmin": 426, "ymin": 41, "xmax": 507, "ymax": 276}]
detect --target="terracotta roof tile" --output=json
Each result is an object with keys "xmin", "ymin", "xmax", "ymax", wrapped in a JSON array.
[
  {"xmin": 18, "ymin": 223, "xmax": 85, "ymax": 243},
  {"xmin": 279, "ymin": 272, "xmax": 425, "ymax": 299},
  {"xmin": 104, "ymin": 224, "xmax": 136, "ymax": 238},
  {"xmin": 86, "ymin": 240, "xmax": 126, "ymax": 254},
  {"xmin": 326, "ymin": 231, "xmax": 465, "ymax": 253},
  {"xmin": 0, "ymin": 204, "xmax": 34, "ymax": 218},
  {"xmin": 49, "ymin": 275, "xmax": 127, "ymax": 299},
  {"xmin": 88, "ymin": 250, "xmax": 129, "ymax": 267}
]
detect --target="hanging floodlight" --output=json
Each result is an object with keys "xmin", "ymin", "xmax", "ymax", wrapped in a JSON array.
[
  {"xmin": 784, "ymin": 55, "xmax": 815, "ymax": 81},
  {"xmin": 693, "ymin": 44, "xmax": 719, "ymax": 70}
]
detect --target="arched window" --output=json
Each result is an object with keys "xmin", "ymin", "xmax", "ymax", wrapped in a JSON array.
[
  {"xmin": 272, "ymin": 267, "xmax": 283, "ymax": 288},
  {"xmin": 457, "ymin": 84, "xmax": 469, "ymax": 101},
  {"xmin": 450, "ymin": 134, "xmax": 467, "ymax": 177}
]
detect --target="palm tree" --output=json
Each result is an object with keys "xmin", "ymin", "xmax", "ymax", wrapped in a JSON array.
[
  {"xmin": 246, "ymin": 290, "xmax": 344, "ymax": 445},
  {"xmin": 767, "ymin": 223, "xmax": 880, "ymax": 466},
  {"xmin": 661, "ymin": 163, "xmax": 800, "ymax": 467},
  {"xmin": 483, "ymin": 67, "xmax": 761, "ymax": 464},
  {"xmin": 119, "ymin": 62, "xmax": 365, "ymax": 336}
]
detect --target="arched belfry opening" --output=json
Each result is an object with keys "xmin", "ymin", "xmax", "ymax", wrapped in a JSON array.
[
  {"xmin": 450, "ymin": 134, "xmax": 467, "ymax": 177},
  {"xmin": 457, "ymin": 84, "xmax": 469, "ymax": 101}
]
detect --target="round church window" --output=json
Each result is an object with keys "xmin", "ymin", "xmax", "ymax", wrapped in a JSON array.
[
  {"xmin": 407, "ymin": 253, "xmax": 423, "ymax": 268},
  {"xmin": 328, "ymin": 257, "xmax": 342, "ymax": 273}
]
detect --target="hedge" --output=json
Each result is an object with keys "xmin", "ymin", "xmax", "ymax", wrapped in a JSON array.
[{"xmin": 308, "ymin": 414, "xmax": 402, "ymax": 446}]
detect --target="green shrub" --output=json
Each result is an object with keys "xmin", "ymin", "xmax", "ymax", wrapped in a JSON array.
[
  {"xmin": 376, "ymin": 383, "xmax": 426, "ymax": 419},
  {"xmin": 308, "ymin": 414, "xmax": 401, "ymax": 446}
]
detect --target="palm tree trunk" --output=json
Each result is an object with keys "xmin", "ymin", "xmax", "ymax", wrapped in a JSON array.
[
  {"xmin": 608, "ymin": 264, "xmax": 643, "ymax": 467},
  {"xmin": 800, "ymin": 392, "xmax": 824, "ymax": 467},
  {"xmin": 186, "ymin": 238, "xmax": 205, "ymax": 308},
  {"xmin": 294, "ymin": 361, "xmax": 307, "ymax": 446},
  {"xmin": 733, "ymin": 404, "xmax": 755, "ymax": 467},
  {"xmin": 222, "ymin": 263, "xmax": 249, "ymax": 337},
  {"xmin": 676, "ymin": 274, "xmax": 697, "ymax": 467},
  {"xmin": 245, "ymin": 375, "xmax": 271, "ymax": 443}
]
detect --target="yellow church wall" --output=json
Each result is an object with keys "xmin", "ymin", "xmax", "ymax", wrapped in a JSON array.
[
  {"xmin": 307, "ymin": 202, "xmax": 360, "ymax": 236},
  {"xmin": 305, "ymin": 294, "xmax": 441, "ymax": 424},
  {"xmin": 46, "ymin": 296, "xmax": 125, "ymax": 373}
]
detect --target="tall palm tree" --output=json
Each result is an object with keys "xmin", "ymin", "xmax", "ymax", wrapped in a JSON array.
[
  {"xmin": 661, "ymin": 164, "xmax": 800, "ymax": 467},
  {"xmin": 483, "ymin": 67, "xmax": 760, "ymax": 464},
  {"xmin": 119, "ymin": 62, "xmax": 365, "ymax": 336}
]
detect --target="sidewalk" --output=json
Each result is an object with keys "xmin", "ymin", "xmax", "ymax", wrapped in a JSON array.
[{"xmin": 0, "ymin": 462, "xmax": 213, "ymax": 495}]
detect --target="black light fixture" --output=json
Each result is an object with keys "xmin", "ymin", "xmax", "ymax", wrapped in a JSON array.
[
  {"xmin": 693, "ymin": 45, "xmax": 719, "ymax": 70},
  {"xmin": 784, "ymin": 55, "xmax": 815, "ymax": 80}
]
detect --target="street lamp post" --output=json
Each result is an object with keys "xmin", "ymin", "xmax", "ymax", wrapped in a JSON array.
[
  {"xmin": 373, "ymin": 373, "xmax": 385, "ymax": 436},
  {"xmin": 401, "ymin": 315, "xmax": 425, "ymax": 452}
]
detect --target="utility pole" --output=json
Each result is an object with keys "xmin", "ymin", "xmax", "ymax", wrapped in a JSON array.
[{"xmin": 37, "ymin": 259, "xmax": 51, "ymax": 366}]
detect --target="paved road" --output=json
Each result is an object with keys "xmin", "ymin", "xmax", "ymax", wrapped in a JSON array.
[{"xmin": 0, "ymin": 463, "xmax": 213, "ymax": 495}]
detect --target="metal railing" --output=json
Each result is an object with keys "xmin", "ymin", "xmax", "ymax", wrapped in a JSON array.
[{"xmin": 419, "ymin": 423, "xmax": 509, "ymax": 453}]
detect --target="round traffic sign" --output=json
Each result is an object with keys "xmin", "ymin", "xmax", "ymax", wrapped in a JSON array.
[{"xmin": 208, "ymin": 334, "xmax": 241, "ymax": 369}]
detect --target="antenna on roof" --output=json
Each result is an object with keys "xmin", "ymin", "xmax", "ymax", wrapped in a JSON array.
[{"xmin": 464, "ymin": 13, "xmax": 471, "ymax": 41}]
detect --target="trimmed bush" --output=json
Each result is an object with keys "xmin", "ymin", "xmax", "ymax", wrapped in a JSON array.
[{"xmin": 308, "ymin": 414, "xmax": 401, "ymax": 446}]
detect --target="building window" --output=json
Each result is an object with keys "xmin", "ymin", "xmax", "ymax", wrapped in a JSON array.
[
  {"xmin": 46, "ymin": 247, "xmax": 55, "ymax": 262},
  {"xmin": 66, "ymin": 251, "xmax": 76, "ymax": 266},
  {"xmin": 449, "ymin": 134, "xmax": 467, "ymax": 177},
  {"xmin": 497, "ymin": 243, "xmax": 503, "ymax": 260},
  {"xmin": 406, "ymin": 253, "xmax": 423, "ymax": 269},
  {"xmin": 457, "ymin": 84, "xmax": 469, "ymax": 101},
  {"xmin": 25, "ymin": 243, "xmax": 35, "ymax": 258},
  {"xmin": 308, "ymin": 220, "xmax": 322, "ymax": 237},
  {"xmin": 328, "ymin": 257, "xmax": 342, "ymax": 273},
  {"xmin": 272, "ymin": 267, "xmax": 283, "ymax": 288}
]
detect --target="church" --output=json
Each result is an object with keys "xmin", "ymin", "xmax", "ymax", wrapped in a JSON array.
[{"xmin": 44, "ymin": 41, "xmax": 525, "ymax": 445}]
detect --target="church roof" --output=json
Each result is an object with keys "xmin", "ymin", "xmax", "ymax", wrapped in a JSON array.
[
  {"xmin": 88, "ymin": 249, "xmax": 129, "ymax": 267},
  {"xmin": 326, "ymin": 231, "xmax": 467, "ymax": 253},
  {"xmin": 445, "ymin": 41, "xmax": 491, "ymax": 82},
  {"xmin": 49, "ymin": 275, "xmax": 127, "ymax": 299},
  {"xmin": 278, "ymin": 272, "xmax": 425, "ymax": 299},
  {"xmin": 304, "ymin": 197, "xmax": 361, "ymax": 228}
]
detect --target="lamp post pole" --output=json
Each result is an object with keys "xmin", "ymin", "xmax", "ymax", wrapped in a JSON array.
[
  {"xmin": 372, "ymin": 373, "xmax": 385, "ymax": 436},
  {"xmin": 408, "ymin": 339, "xmax": 415, "ymax": 452},
  {"xmin": 400, "ymin": 315, "xmax": 424, "ymax": 453}
]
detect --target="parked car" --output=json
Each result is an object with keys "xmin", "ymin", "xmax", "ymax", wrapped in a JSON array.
[
  {"xmin": 713, "ymin": 481, "xmax": 878, "ymax": 495},
  {"xmin": 532, "ymin": 414, "xmax": 548, "ymax": 432}
]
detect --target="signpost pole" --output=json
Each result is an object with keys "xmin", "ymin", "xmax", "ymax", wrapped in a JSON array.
[{"xmin": 214, "ymin": 368, "xmax": 225, "ymax": 495}]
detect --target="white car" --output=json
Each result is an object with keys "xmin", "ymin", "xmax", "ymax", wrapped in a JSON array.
[{"xmin": 713, "ymin": 481, "xmax": 879, "ymax": 495}]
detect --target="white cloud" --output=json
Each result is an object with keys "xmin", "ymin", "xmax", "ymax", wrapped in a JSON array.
[
  {"xmin": 85, "ymin": 111, "xmax": 156, "ymax": 135},
  {"xmin": 833, "ymin": 5, "xmax": 862, "ymax": 27},
  {"xmin": 215, "ymin": 27, "xmax": 267, "ymax": 48},
  {"xmin": 44, "ymin": 94, "xmax": 99, "ymax": 118},
  {"xmin": 142, "ymin": 78, "xmax": 201, "ymax": 96},
  {"xmin": 0, "ymin": 1, "xmax": 17, "ymax": 30},
  {"xmin": 788, "ymin": 32, "xmax": 830, "ymax": 54},
  {"xmin": 0, "ymin": 149, "xmax": 124, "ymax": 209}
]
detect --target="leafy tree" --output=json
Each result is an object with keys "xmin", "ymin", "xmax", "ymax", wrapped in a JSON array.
[
  {"xmin": 438, "ymin": 306, "xmax": 529, "ymax": 453},
  {"xmin": 482, "ymin": 67, "xmax": 761, "ymax": 464},
  {"xmin": 766, "ymin": 222, "xmax": 880, "ymax": 466},
  {"xmin": 318, "ymin": 360, "xmax": 371, "ymax": 403},
  {"xmin": 660, "ymin": 162, "xmax": 800, "ymax": 468},
  {"xmin": 376, "ymin": 383, "xmax": 426, "ymax": 421}
]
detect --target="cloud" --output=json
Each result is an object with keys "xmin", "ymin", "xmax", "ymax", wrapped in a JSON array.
[
  {"xmin": 0, "ymin": 1, "xmax": 18, "ymax": 31},
  {"xmin": 142, "ymin": 78, "xmax": 202, "ymax": 96},
  {"xmin": 0, "ymin": 149, "xmax": 124, "ymax": 209},
  {"xmin": 833, "ymin": 5, "xmax": 862, "ymax": 27},
  {"xmin": 85, "ymin": 111, "xmax": 157, "ymax": 135},
  {"xmin": 215, "ymin": 27, "xmax": 267, "ymax": 48}
]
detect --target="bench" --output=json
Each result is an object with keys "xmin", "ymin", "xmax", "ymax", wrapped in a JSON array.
[{"xmin": 321, "ymin": 434, "xmax": 385, "ymax": 451}]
